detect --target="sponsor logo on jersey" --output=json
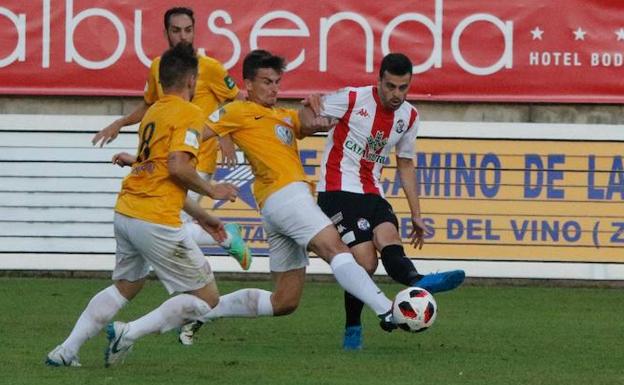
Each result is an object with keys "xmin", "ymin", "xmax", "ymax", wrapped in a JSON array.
[
  {"xmin": 356, "ymin": 108, "xmax": 370, "ymax": 118},
  {"xmin": 275, "ymin": 124, "xmax": 294, "ymax": 146},
  {"xmin": 224, "ymin": 75, "xmax": 236, "ymax": 89},
  {"xmin": 344, "ymin": 137, "xmax": 388, "ymax": 164}
]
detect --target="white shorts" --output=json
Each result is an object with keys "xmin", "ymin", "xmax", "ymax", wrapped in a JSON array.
[
  {"xmin": 181, "ymin": 171, "xmax": 212, "ymax": 223},
  {"xmin": 261, "ymin": 182, "xmax": 333, "ymax": 272},
  {"xmin": 112, "ymin": 213, "xmax": 214, "ymax": 294}
]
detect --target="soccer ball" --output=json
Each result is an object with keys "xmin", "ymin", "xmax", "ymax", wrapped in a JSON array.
[{"xmin": 392, "ymin": 287, "xmax": 437, "ymax": 333}]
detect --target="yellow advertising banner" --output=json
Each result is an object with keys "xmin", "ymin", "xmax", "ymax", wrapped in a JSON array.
[{"xmin": 202, "ymin": 136, "xmax": 624, "ymax": 263}]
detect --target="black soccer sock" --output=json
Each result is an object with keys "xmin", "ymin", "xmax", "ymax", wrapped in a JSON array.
[
  {"xmin": 344, "ymin": 291, "xmax": 365, "ymax": 328},
  {"xmin": 380, "ymin": 244, "xmax": 422, "ymax": 286}
]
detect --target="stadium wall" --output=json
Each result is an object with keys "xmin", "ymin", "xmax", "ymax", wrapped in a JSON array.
[{"xmin": 1, "ymin": 100, "xmax": 622, "ymax": 281}]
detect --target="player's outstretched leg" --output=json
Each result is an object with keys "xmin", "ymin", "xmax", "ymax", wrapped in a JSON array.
[
  {"xmin": 380, "ymin": 245, "xmax": 466, "ymax": 294},
  {"xmin": 412, "ymin": 270, "xmax": 465, "ymax": 293},
  {"xmin": 178, "ymin": 288, "xmax": 273, "ymax": 345}
]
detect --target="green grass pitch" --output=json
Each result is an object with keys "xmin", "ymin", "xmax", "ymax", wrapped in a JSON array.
[{"xmin": 1, "ymin": 277, "xmax": 623, "ymax": 385}]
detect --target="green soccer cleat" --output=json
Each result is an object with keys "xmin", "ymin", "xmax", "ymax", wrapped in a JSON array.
[{"xmin": 224, "ymin": 223, "xmax": 252, "ymax": 270}]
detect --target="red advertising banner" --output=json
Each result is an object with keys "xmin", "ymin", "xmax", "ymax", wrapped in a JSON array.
[{"xmin": 0, "ymin": 0, "xmax": 623, "ymax": 102}]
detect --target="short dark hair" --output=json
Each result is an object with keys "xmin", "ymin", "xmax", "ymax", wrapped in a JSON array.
[
  {"xmin": 379, "ymin": 53, "xmax": 413, "ymax": 78},
  {"xmin": 159, "ymin": 43, "xmax": 198, "ymax": 90},
  {"xmin": 242, "ymin": 50, "xmax": 286, "ymax": 80},
  {"xmin": 164, "ymin": 7, "xmax": 195, "ymax": 30}
]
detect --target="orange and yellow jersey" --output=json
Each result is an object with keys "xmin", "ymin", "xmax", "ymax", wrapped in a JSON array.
[
  {"xmin": 144, "ymin": 54, "xmax": 239, "ymax": 174},
  {"xmin": 115, "ymin": 95, "xmax": 203, "ymax": 227},
  {"xmin": 206, "ymin": 100, "xmax": 310, "ymax": 208}
]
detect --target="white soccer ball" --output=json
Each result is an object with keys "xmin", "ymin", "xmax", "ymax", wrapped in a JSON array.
[{"xmin": 392, "ymin": 287, "xmax": 437, "ymax": 333}]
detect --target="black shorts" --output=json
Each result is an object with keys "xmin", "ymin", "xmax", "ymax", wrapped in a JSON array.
[{"xmin": 317, "ymin": 191, "xmax": 399, "ymax": 247}]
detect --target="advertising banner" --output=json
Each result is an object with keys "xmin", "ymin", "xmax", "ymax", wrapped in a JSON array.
[
  {"xmin": 1, "ymin": 0, "xmax": 623, "ymax": 102},
  {"xmin": 203, "ymin": 134, "xmax": 624, "ymax": 263}
]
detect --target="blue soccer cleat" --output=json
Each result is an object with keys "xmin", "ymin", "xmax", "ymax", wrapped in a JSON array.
[
  {"xmin": 413, "ymin": 270, "xmax": 466, "ymax": 294},
  {"xmin": 343, "ymin": 325, "xmax": 363, "ymax": 350}
]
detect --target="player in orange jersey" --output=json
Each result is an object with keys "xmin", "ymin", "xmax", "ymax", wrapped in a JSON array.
[{"xmin": 92, "ymin": 7, "xmax": 250, "ymax": 272}]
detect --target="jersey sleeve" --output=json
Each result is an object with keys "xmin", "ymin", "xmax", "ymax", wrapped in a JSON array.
[
  {"xmin": 395, "ymin": 114, "xmax": 420, "ymax": 159},
  {"xmin": 205, "ymin": 103, "xmax": 242, "ymax": 137},
  {"xmin": 320, "ymin": 87, "xmax": 353, "ymax": 119},
  {"xmin": 207, "ymin": 60, "xmax": 239, "ymax": 103},
  {"xmin": 143, "ymin": 60, "xmax": 159, "ymax": 105},
  {"xmin": 169, "ymin": 109, "xmax": 203, "ymax": 158}
]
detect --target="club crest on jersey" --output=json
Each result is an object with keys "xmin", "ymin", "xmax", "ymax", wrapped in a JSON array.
[
  {"xmin": 357, "ymin": 218, "xmax": 371, "ymax": 231},
  {"xmin": 395, "ymin": 119, "xmax": 406, "ymax": 133},
  {"xmin": 275, "ymin": 124, "xmax": 294, "ymax": 146},
  {"xmin": 366, "ymin": 131, "xmax": 388, "ymax": 152}
]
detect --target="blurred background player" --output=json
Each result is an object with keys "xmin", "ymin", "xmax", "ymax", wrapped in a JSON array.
[
  {"xmin": 310, "ymin": 53, "xmax": 465, "ymax": 350},
  {"xmin": 91, "ymin": 6, "xmax": 250, "ymax": 270},
  {"xmin": 178, "ymin": 49, "xmax": 404, "ymax": 345},
  {"xmin": 46, "ymin": 44, "xmax": 239, "ymax": 367}
]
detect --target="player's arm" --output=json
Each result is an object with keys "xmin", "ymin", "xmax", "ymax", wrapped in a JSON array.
[
  {"xmin": 396, "ymin": 156, "xmax": 430, "ymax": 249},
  {"xmin": 298, "ymin": 88, "xmax": 351, "ymax": 137},
  {"xmin": 168, "ymin": 151, "xmax": 238, "ymax": 201},
  {"xmin": 217, "ymin": 93, "xmax": 247, "ymax": 167},
  {"xmin": 298, "ymin": 107, "xmax": 337, "ymax": 137},
  {"xmin": 92, "ymin": 101, "xmax": 150, "ymax": 147},
  {"xmin": 111, "ymin": 152, "xmax": 137, "ymax": 167},
  {"xmin": 183, "ymin": 197, "xmax": 227, "ymax": 243}
]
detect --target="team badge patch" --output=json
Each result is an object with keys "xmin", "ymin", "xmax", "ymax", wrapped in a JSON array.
[
  {"xmin": 184, "ymin": 129, "xmax": 200, "ymax": 149},
  {"xmin": 396, "ymin": 119, "xmax": 406, "ymax": 133},
  {"xmin": 209, "ymin": 107, "xmax": 226, "ymax": 123},
  {"xmin": 357, "ymin": 218, "xmax": 371, "ymax": 231},
  {"xmin": 275, "ymin": 124, "xmax": 294, "ymax": 146},
  {"xmin": 224, "ymin": 75, "xmax": 236, "ymax": 89}
]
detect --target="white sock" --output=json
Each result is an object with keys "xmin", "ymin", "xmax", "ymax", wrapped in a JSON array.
[
  {"xmin": 62, "ymin": 285, "xmax": 128, "ymax": 356},
  {"xmin": 184, "ymin": 222, "xmax": 233, "ymax": 248},
  {"xmin": 200, "ymin": 289, "xmax": 273, "ymax": 322},
  {"xmin": 330, "ymin": 252, "xmax": 392, "ymax": 315},
  {"xmin": 124, "ymin": 294, "xmax": 211, "ymax": 341}
]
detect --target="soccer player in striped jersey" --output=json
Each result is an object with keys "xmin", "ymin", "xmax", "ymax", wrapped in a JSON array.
[{"xmin": 314, "ymin": 53, "xmax": 465, "ymax": 350}]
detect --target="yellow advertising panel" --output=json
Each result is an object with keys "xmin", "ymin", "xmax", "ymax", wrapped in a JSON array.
[{"xmin": 202, "ymin": 136, "xmax": 624, "ymax": 263}]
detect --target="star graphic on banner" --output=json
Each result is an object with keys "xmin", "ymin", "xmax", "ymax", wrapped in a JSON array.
[
  {"xmin": 573, "ymin": 27, "xmax": 587, "ymax": 41},
  {"xmin": 616, "ymin": 28, "xmax": 624, "ymax": 41},
  {"xmin": 530, "ymin": 27, "xmax": 544, "ymax": 40},
  {"xmin": 213, "ymin": 165, "xmax": 257, "ymax": 209}
]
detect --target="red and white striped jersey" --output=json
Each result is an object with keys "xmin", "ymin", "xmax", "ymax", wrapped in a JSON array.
[{"xmin": 317, "ymin": 86, "xmax": 419, "ymax": 196}]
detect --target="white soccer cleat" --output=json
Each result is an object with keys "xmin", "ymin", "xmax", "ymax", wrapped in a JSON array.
[
  {"xmin": 178, "ymin": 320, "xmax": 204, "ymax": 346},
  {"xmin": 45, "ymin": 345, "xmax": 81, "ymax": 367},
  {"xmin": 104, "ymin": 321, "xmax": 134, "ymax": 367}
]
